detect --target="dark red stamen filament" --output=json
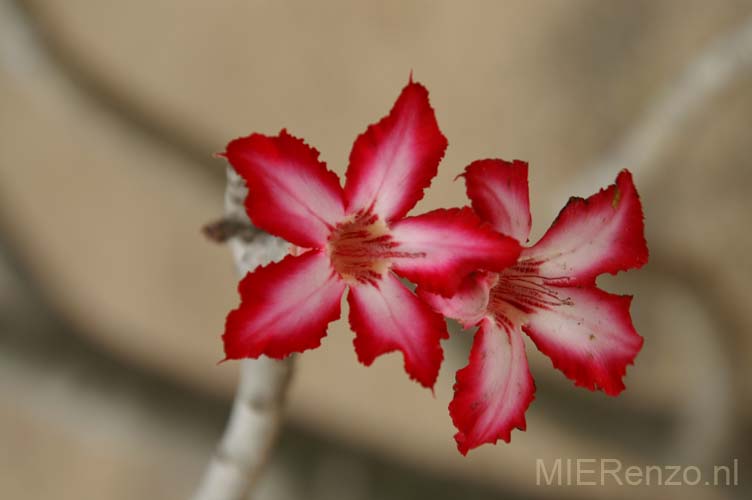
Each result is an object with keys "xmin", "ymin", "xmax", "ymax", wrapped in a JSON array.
[
  {"xmin": 490, "ymin": 263, "xmax": 573, "ymax": 316},
  {"xmin": 328, "ymin": 211, "xmax": 413, "ymax": 285}
]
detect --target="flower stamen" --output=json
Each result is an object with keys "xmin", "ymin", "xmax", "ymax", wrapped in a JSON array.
[
  {"xmin": 327, "ymin": 211, "xmax": 402, "ymax": 285},
  {"xmin": 490, "ymin": 263, "xmax": 573, "ymax": 315}
]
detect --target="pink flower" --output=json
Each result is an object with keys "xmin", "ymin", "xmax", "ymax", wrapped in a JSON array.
[
  {"xmin": 221, "ymin": 80, "xmax": 521, "ymax": 389},
  {"xmin": 420, "ymin": 160, "xmax": 649, "ymax": 453}
]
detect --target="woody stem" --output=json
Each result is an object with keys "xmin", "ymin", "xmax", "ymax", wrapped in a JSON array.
[{"xmin": 191, "ymin": 167, "xmax": 294, "ymax": 500}]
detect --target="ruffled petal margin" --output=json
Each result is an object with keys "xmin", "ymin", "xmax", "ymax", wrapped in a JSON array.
[
  {"xmin": 523, "ymin": 170, "xmax": 648, "ymax": 286},
  {"xmin": 343, "ymin": 79, "xmax": 448, "ymax": 222},
  {"xmin": 347, "ymin": 272, "xmax": 448, "ymax": 389},
  {"xmin": 224, "ymin": 130, "xmax": 345, "ymax": 248},
  {"xmin": 450, "ymin": 317, "xmax": 535, "ymax": 455},
  {"xmin": 463, "ymin": 159, "xmax": 532, "ymax": 244},
  {"xmin": 390, "ymin": 207, "xmax": 521, "ymax": 296},
  {"xmin": 522, "ymin": 286, "xmax": 643, "ymax": 396},
  {"xmin": 223, "ymin": 250, "xmax": 345, "ymax": 360}
]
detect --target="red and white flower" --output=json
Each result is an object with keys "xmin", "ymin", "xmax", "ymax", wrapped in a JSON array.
[
  {"xmin": 420, "ymin": 159, "xmax": 648, "ymax": 453},
  {"xmin": 221, "ymin": 80, "xmax": 521, "ymax": 389}
]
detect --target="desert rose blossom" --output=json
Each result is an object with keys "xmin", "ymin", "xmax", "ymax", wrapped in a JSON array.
[
  {"xmin": 420, "ymin": 160, "xmax": 648, "ymax": 453},
  {"xmin": 221, "ymin": 80, "xmax": 521, "ymax": 389}
]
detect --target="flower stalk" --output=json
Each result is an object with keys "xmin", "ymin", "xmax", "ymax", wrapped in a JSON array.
[{"xmin": 191, "ymin": 168, "xmax": 293, "ymax": 500}]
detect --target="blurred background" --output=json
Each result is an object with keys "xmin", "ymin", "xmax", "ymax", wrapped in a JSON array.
[{"xmin": 1, "ymin": 1, "xmax": 751, "ymax": 499}]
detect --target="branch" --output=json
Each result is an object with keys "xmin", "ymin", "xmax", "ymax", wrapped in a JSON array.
[
  {"xmin": 191, "ymin": 168, "xmax": 293, "ymax": 500},
  {"xmin": 561, "ymin": 15, "xmax": 752, "ymax": 201}
]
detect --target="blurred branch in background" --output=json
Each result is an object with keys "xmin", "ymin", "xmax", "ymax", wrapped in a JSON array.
[
  {"xmin": 1, "ymin": 0, "xmax": 751, "ymax": 499},
  {"xmin": 0, "ymin": 234, "xmax": 509, "ymax": 500},
  {"xmin": 566, "ymin": 14, "xmax": 752, "ymax": 199},
  {"xmin": 2, "ymin": 0, "xmax": 222, "ymax": 182}
]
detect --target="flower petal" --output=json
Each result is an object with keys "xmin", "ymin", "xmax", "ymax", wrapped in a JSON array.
[
  {"xmin": 347, "ymin": 272, "xmax": 448, "ymax": 388},
  {"xmin": 390, "ymin": 207, "xmax": 521, "ymax": 296},
  {"xmin": 522, "ymin": 286, "xmax": 643, "ymax": 396},
  {"xmin": 224, "ymin": 250, "xmax": 345, "ymax": 359},
  {"xmin": 343, "ymin": 80, "xmax": 448, "ymax": 221},
  {"xmin": 463, "ymin": 159, "xmax": 532, "ymax": 243},
  {"xmin": 417, "ymin": 272, "xmax": 493, "ymax": 329},
  {"xmin": 523, "ymin": 170, "xmax": 648, "ymax": 286},
  {"xmin": 450, "ymin": 317, "xmax": 535, "ymax": 455},
  {"xmin": 224, "ymin": 130, "xmax": 345, "ymax": 248}
]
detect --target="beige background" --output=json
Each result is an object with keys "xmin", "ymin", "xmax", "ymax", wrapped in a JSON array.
[{"xmin": 1, "ymin": 1, "xmax": 751, "ymax": 499}]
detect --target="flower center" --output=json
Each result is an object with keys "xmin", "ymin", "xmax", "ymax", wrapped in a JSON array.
[
  {"xmin": 488, "ymin": 260, "xmax": 573, "ymax": 328},
  {"xmin": 327, "ymin": 211, "xmax": 400, "ymax": 286}
]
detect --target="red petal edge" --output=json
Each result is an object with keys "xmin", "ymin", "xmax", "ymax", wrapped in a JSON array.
[
  {"xmin": 417, "ymin": 272, "xmax": 493, "ymax": 329},
  {"xmin": 224, "ymin": 130, "xmax": 345, "ymax": 249},
  {"xmin": 343, "ymin": 79, "xmax": 448, "ymax": 221},
  {"xmin": 390, "ymin": 207, "xmax": 521, "ymax": 296},
  {"xmin": 450, "ymin": 317, "xmax": 535, "ymax": 455},
  {"xmin": 524, "ymin": 169, "xmax": 649, "ymax": 286},
  {"xmin": 347, "ymin": 272, "xmax": 448, "ymax": 389},
  {"xmin": 523, "ymin": 286, "xmax": 644, "ymax": 396},
  {"xmin": 223, "ymin": 250, "xmax": 345, "ymax": 360},
  {"xmin": 463, "ymin": 159, "xmax": 532, "ymax": 244}
]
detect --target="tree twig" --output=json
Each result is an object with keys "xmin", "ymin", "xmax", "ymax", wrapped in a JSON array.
[
  {"xmin": 562, "ymin": 15, "xmax": 752, "ymax": 201},
  {"xmin": 191, "ymin": 167, "xmax": 293, "ymax": 500},
  {"xmin": 202, "ymin": 217, "xmax": 261, "ymax": 244}
]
